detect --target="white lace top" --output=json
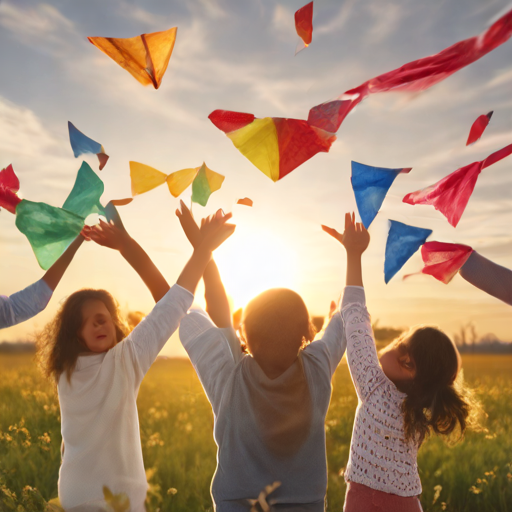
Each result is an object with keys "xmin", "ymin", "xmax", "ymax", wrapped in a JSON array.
[{"xmin": 341, "ymin": 287, "xmax": 422, "ymax": 496}]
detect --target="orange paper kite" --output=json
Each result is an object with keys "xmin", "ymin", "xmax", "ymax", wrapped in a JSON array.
[
  {"xmin": 88, "ymin": 27, "xmax": 177, "ymax": 89},
  {"xmin": 236, "ymin": 197, "xmax": 253, "ymax": 207}
]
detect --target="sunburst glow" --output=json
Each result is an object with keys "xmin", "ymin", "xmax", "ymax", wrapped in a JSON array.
[{"xmin": 214, "ymin": 221, "xmax": 299, "ymax": 310}]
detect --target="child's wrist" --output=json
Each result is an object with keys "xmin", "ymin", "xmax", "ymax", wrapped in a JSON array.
[
  {"xmin": 346, "ymin": 249, "xmax": 364, "ymax": 258},
  {"xmin": 118, "ymin": 235, "xmax": 137, "ymax": 254},
  {"xmin": 193, "ymin": 244, "xmax": 213, "ymax": 262}
]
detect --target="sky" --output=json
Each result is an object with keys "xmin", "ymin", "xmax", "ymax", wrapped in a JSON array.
[{"xmin": 0, "ymin": 0, "xmax": 511, "ymax": 357}]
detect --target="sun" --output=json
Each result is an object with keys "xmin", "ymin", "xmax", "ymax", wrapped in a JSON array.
[{"xmin": 214, "ymin": 221, "xmax": 299, "ymax": 310}]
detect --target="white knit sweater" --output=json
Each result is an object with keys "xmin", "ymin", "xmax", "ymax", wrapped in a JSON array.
[
  {"xmin": 57, "ymin": 284, "xmax": 193, "ymax": 511},
  {"xmin": 341, "ymin": 287, "xmax": 422, "ymax": 496}
]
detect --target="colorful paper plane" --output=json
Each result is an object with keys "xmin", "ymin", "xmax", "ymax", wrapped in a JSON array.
[
  {"xmin": 406, "ymin": 241, "xmax": 473, "ymax": 284},
  {"xmin": 88, "ymin": 27, "xmax": 177, "ymax": 89},
  {"xmin": 129, "ymin": 161, "xmax": 224, "ymax": 206},
  {"xmin": 307, "ymin": 8, "xmax": 512, "ymax": 133},
  {"xmin": 208, "ymin": 110, "xmax": 336, "ymax": 181},
  {"xmin": 295, "ymin": 2, "xmax": 313, "ymax": 54},
  {"xmin": 466, "ymin": 111, "xmax": 493, "ymax": 145},
  {"xmin": 403, "ymin": 143, "xmax": 512, "ymax": 227},
  {"xmin": 68, "ymin": 122, "xmax": 109, "ymax": 170},
  {"xmin": 236, "ymin": 197, "xmax": 253, "ymax": 207},
  {"xmin": 384, "ymin": 220, "xmax": 432, "ymax": 283},
  {"xmin": 351, "ymin": 161, "xmax": 412, "ymax": 228},
  {"xmin": 15, "ymin": 162, "xmax": 106, "ymax": 269},
  {"xmin": 0, "ymin": 164, "xmax": 22, "ymax": 214}
]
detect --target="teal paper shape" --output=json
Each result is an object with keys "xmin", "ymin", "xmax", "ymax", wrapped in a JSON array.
[
  {"xmin": 16, "ymin": 162, "xmax": 106, "ymax": 269},
  {"xmin": 63, "ymin": 161, "xmax": 105, "ymax": 218},
  {"xmin": 16, "ymin": 200, "xmax": 84, "ymax": 270}
]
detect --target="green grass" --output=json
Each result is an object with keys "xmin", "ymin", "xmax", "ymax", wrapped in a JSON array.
[{"xmin": 1, "ymin": 354, "xmax": 511, "ymax": 511}]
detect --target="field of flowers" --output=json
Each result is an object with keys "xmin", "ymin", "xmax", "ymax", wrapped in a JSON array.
[{"xmin": 1, "ymin": 353, "xmax": 511, "ymax": 511}]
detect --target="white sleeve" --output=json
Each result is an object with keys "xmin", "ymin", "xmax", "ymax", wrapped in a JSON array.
[
  {"xmin": 342, "ymin": 288, "xmax": 387, "ymax": 402},
  {"xmin": 123, "ymin": 284, "xmax": 193, "ymax": 378},
  {"xmin": 0, "ymin": 279, "xmax": 53, "ymax": 329},
  {"xmin": 303, "ymin": 286, "xmax": 364, "ymax": 379},
  {"xmin": 179, "ymin": 307, "xmax": 241, "ymax": 414}
]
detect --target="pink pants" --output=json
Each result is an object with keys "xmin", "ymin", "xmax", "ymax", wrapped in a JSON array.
[{"xmin": 344, "ymin": 481, "xmax": 423, "ymax": 512}]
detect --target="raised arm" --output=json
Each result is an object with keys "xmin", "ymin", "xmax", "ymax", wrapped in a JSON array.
[
  {"xmin": 460, "ymin": 251, "xmax": 512, "ymax": 306},
  {"xmin": 322, "ymin": 213, "xmax": 383, "ymax": 401},
  {"xmin": 42, "ymin": 233, "xmax": 85, "ymax": 290},
  {"xmin": 119, "ymin": 209, "xmax": 235, "ymax": 377},
  {"xmin": 1, "ymin": 233, "xmax": 85, "ymax": 329},
  {"xmin": 176, "ymin": 209, "xmax": 235, "ymax": 297},
  {"xmin": 322, "ymin": 212, "xmax": 368, "ymax": 287},
  {"xmin": 176, "ymin": 200, "xmax": 232, "ymax": 327},
  {"xmin": 85, "ymin": 213, "xmax": 170, "ymax": 303}
]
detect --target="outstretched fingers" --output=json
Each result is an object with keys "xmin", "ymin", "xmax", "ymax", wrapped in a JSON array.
[{"xmin": 321, "ymin": 224, "xmax": 343, "ymax": 242}]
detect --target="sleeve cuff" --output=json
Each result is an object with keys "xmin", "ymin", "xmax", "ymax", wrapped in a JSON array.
[
  {"xmin": 157, "ymin": 283, "xmax": 194, "ymax": 313},
  {"xmin": 341, "ymin": 286, "xmax": 366, "ymax": 308}
]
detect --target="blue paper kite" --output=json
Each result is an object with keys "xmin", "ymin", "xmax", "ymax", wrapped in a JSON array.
[
  {"xmin": 384, "ymin": 220, "xmax": 432, "ymax": 283},
  {"xmin": 351, "ymin": 161, "xmax": 412, "ymax": 228},
  {"xmin": 68, "ymin": 121, "xmax": 109, "ymax": 170}
]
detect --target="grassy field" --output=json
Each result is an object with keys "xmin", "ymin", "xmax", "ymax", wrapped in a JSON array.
[{"xmin": 1, "ymin": 353, "xmax": 511, "ymax": 511}]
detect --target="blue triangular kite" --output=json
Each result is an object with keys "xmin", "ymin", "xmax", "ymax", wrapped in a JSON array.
[
  {"xmin": 384, "ymin": 220, "xmax": 432, "ymax": 283},
  {"xmin": 68, "ymin": 121, "xmax": 109, "ymax": 170},
  {"xmin": 351, "ymin": 161, "xmax": 411, "ymax": 228}
]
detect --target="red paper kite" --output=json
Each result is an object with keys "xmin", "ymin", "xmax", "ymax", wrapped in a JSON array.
[
  {"xmin": 208, "ymin": 110, "xmax": 336, "ymax": 181},
  {"xmin": 308, "ymin": 8, "xmax": 512, "ymax": 133},
  {"xmin": 295, "ymin": 2, "xmax": 313, "ymax": 53},
  {"xmin": 403, "ymin": 143, "xmax": 512, "ymax": 227},
  {"xmin": 0, "ymin": 164, "xmax": 22, "ymax": 214},
  {"xmin": 466, "ymin": 111, "xmax": 493, "ymax": 145},
  {"xmin": 406, "ymin": 241, "xmax": 473, "ymax": 284}
]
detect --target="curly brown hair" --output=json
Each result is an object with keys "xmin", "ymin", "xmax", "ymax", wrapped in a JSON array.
[
  {"xmin": 393, "ymin": 326, "xmax": 482, "ymax": 443},
  {"xmin": 37, "ymin": 289, "xmax": 129, "ymax": 384}
]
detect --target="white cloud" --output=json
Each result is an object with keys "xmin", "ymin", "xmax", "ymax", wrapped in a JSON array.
[
  {"xmin": 272, "ymin": 4, "xmax": 295, "ymax": 41},
  {"xmin": 0, "ymin": 2, "xmax": 74, "ymax": 50},
  {"xmin": 365, "ymin": 3, "xmax": 406, "ymax": 45},
  {"xmin": 315, "ymin": 0, "xmax": 357, "ymax": 36},
  {"xmin": 485, "ymin": 66, "xmax": 512, "ymax": 89},
  {"xmin": 0, "ymin": 96, "xmax": 64, "ymax": 161}
]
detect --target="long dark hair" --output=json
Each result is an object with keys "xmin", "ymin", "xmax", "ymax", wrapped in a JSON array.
[
  {"xmin": 37, "ymin": 289, "xmax": 128, "ymax": 384},
  {"xmin": 396, "ymin": 326, "xmax": 482, "ymax": 443}
]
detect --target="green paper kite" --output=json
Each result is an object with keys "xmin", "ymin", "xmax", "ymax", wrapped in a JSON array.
[
  {"xmin": 16, "ymin": 162, "xmax": 106, "ymax": 269},
  {"xmin": 191, "ymin": 163, "xmax": 224, "ymax": 206}
]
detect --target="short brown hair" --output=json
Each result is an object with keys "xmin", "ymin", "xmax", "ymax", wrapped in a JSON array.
[
  {"xmin": 242, "ymin": 288, "xmax": 315, "ymax": 359},
  {"xmin": 37, "ymin": 289, "xmax": 128, "ymax": 384}
]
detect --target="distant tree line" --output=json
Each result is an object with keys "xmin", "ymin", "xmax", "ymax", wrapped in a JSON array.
[{"xmin": 1, "ymin": 317, "xmax": 510, "ymax": 354}]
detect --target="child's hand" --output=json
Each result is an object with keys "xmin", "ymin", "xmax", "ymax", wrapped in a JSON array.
[
  {"xmin": 197, "ymin": 210, "xmax": 235, "ymax": 253},
  {"xmin": 85, "ymin": 219, "xmax": 132, "ymax": 252},
  {"xmin": 322, "ymin": 212, "xmax": 370, "ymax": 255},
  {"xmin": 176, "ymin": 200, "xmax": 201, "ymax": 248}
]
